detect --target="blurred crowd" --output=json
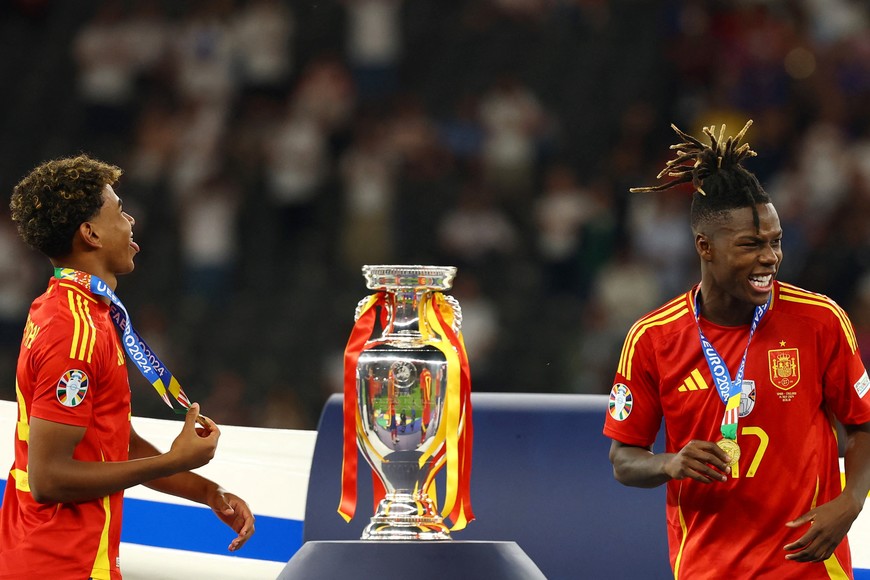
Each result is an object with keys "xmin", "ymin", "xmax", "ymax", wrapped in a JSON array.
[{"xmin": 0, "ymin": 0, "xmax": 868, "ymax": 429}]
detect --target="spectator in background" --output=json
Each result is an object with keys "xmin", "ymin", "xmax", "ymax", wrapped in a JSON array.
[
  {"xmin": 177, "ymin": 172, "xmax": 241, "ymax": 311},
  {"xmin": 388, "ymin": 93, "xmax": 449, "ymax": 181},
  {"xmin": 72, "ymin": 0, "xmax": 137, "ymax": 148},
  {"xmin": 629, "ymin": 190, "xmax": 696, "ymax": 299},
  {"xmin": 853, "ymin": 273, "xmax": 870, "ymax": 370},
  {"xmin": 0, "ymin": 216, "xmax": 36, "ymax": 384},
  {"xmin": 124, "ymin": 0, "xmax": 171, "ymax": 88},
  {"xmin": 172, "ymin": 0, "xmax": 237, "ymax": 106},
  {"xmin": 342, "ymin": 0, "xmax": 403, "ymax": 104},
  {"xmin": 338, "ymin": 117, "xmax": 399, "ymax": 271},
  {"xmin": 449, "ymin": 272, "xmax": 499, "ymax": 389},
  {"xmin": 126, "ymin": 96, "xmax": 179, "ymax": 190},
  {"xmin": 201, "ymin": 368, "xmax": 254, "ymax": 427},
  {"xmin": 166, "ymin": 99, "xmax": 227, "ymax": 199},
  {"xmin": 589, "ymin": 243, "xmax": 661, "ymax": 342},
  {"xmin": 534, "ymin": 163, "xmax": 602, "ymax": 298},
  {"xmin": 479, "ymin": 74, "xmax": 551, "ymax": 200},
  {"xmin": 437, "ymin": 93, "xmax": 485, "ymax": 173},
  {"xmin": 291, "ymin": 53, "xmax": 357, "ymax": 165},
  {"xmin": 263, "ymin": 95, "xmax": 330, "ymax": 263},
  {"xmin": 436, "ymin": 182, "xmax": 519, "ymax": 284},
  {"xmin": 232, "ymin": 0, "xmax": 295, "ymax": 100}
]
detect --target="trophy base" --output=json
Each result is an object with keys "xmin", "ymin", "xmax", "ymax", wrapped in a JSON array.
[
  {"xmin": 278, "ymin": 541, "xmax": 548, "ymax": 580},
  {"xmin": 361, "ymin": 493, "xmax": 451, "ymax": 541}
]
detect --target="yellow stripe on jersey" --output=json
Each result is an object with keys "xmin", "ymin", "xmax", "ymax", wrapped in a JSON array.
[
  {"xmin": 90, "ymin": 494, "xmax": 112, "ymax": 580},
  {"xmin": 618, "ymin": 294, "xmax": 691, "ymax": 381},
  {"xmin": 81, "ymin": 295, "xmax": 97, "ymax": 361},
  {"xmin": 778, "ymin": 284, "xmax": 857, "ymax": 354},
  {"xmin": 66, "ymin": 290, "xmax": 81, "ymax": 360},
  {"xmin": 823, "ymin": 555, "xmax": 850, "ymax": 580},
  {"xmin": 64, "ymin": 285, "xmax": 98, "ymax": 363},
  {"xmin": 673, "ymin": 485, "xmax": 688, "ymax": 580},
  {"xmin": 14, "ymin": 378, "xmax": 29, "ymax": 443}
]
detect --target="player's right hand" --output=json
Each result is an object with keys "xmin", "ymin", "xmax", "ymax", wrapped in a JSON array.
[
  {"xmin": 169, "ymin": 403, "xmax": 220, "ymax": 471},
  {"xmin": 664, "ymin": 439, "xmax": 731, "ymax": 483}
]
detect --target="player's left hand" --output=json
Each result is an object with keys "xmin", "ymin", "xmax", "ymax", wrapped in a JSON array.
[
  {"xmin": 783, "ymin": 494, "xmax": 861, "ymax": 562},
  {"xmin": 207, "ymin": 487, "xmax": 256, "ymax": 551}
]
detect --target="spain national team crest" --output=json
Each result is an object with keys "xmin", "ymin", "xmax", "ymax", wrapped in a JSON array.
[
  {"xmin": 768, "ymin": 348, "xmax": 800, "ymax": 390},
  {"xmin": 57, "ymin": 369, "xmax": 89, "ymax": 407},
  {"xmin": 609, "ymin": 383, "xmax": 633, "ymax": 421}
]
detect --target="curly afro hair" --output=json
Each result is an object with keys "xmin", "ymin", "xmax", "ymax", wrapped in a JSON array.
[{"xmin": 10, "ymin": 154, "xmax": 123, "ymax": 258}]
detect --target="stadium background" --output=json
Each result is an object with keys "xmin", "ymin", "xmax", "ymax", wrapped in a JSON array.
[{"xmin": 0, "ymin": 0, "xmax": 867, "ymax": 435}]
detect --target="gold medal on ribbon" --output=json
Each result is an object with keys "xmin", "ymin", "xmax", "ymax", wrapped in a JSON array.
[{"xmin": 716, "ymin": 438, "xmax": 741, "ymax": 466}]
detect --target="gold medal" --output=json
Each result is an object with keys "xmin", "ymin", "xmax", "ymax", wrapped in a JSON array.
[{"xmin": 716, "ymin": 438, "xmax": 741, "ymax": 466}]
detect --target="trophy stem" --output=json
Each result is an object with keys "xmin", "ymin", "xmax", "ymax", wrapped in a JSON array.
[{"xmin": 361, "ymin": 491, "xmax": 451, "ymax": 540}]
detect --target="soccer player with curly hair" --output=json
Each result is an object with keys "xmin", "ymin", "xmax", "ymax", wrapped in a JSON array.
[{"xmin": 0, "ymin": 155, "xmax": 255, "ymax": 579}]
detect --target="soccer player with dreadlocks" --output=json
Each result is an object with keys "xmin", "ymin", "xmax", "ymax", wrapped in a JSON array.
[{"xmin": 603, "ymin": 121, "xmax": 870, "ymax": 578}]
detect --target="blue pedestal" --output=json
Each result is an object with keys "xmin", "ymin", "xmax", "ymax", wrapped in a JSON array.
[
  {"xmin": 277, "ymin": 540, "xmax": 547, "ymax": 580},
  {"xmin": 302, "ymin": 393, "xmax": 671, "ymax": 579}
]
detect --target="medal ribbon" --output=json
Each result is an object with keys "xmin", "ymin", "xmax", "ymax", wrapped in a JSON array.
[
  {"xmin": 693, "ymin": 287, "xmax": 768, "ymax": 440},
  {"xmin": 54, "ymin": 268, "xmax": 191, "ymax": 414}
]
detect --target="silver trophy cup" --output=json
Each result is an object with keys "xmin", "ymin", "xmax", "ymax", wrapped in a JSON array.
[{"xmin": 354, "ymin": 265, "xmax": 463, "ymax": 540}]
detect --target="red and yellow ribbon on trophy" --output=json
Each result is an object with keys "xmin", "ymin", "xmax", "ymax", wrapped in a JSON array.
[{"xmin": 338, "ymin": 290, "xmax": 474, "ymax": 532}]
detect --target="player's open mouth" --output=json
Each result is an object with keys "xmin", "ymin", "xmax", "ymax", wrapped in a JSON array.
[
  {"xmin": 131, "ymin": 239, "xmax": 140, "ymax": 253},
  {"xmin": 748, "ymin": 273, "xmax": 772, "ymax": 289}
]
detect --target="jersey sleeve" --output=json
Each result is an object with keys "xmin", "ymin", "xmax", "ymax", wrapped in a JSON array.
[
  {"xmin": 603, "ymin": 326, "xmax": 663, "ymax": 448},
  {"xmin": 28, "ymin": 305, "xmax": 98, "ymax": 428},
  {"xmin": 821, "ymin": 303, "xmax": 870, "ymax": 425}
]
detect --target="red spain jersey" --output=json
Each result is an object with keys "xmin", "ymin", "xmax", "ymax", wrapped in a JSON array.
[
  {"xmin": 0, "ymin": 277, "xmax": 131, "ymax": 580},
  {"xmin": 604, "ymin": 281, "xmax": 870, "ymax": 580}
]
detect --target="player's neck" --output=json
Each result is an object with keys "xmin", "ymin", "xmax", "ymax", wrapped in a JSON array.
[
  {"xmin": 50, "ymin": 256, "xmax": 118, "ymax": 294},
  {"xmin": 697, "ymin": 283, "xmax": 755, "ymax": 327}
]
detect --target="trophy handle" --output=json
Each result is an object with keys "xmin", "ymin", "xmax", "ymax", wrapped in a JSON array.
[
  {"xmin": 443, "ymin": 294, "xmax": 462, "ymax": 335},
  {"xmin": 354, "ymin": 292, "xmax": 461, "ymax": 334},
  {"xmin": 354, "ymin": 296, "xmax": 375, "ymax": 322}
]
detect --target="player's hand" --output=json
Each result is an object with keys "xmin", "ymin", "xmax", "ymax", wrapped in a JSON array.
[
  {"xmin": 168, "ymin": 403, "xmax": 220, "ymax": 471},
  {"xmin": 783, "ymin": 494, "xmax": 861, "ymax": 563},
  {"xmin": 663, "ymin": 439, "xmax": 731, "ymax": 483},
  {"xmin": 206, "ymin": 487, "xmax": 256, "ymax": 551}
]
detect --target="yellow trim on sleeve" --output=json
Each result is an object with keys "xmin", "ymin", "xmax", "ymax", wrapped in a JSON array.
[
  {"xmin": 65, "ymin": 289, "xmax": 98, "ymax": 363},
  {"xmin": 617, "ymin": 301, "xmax": 689, "ymax": 380},
  {"xmin": 10, "ymin": 469, "xmax": 29, "ymax": 492},
  {"xmin": 778, "ymin": 284, "xmax": 857, "ymax": 354}
]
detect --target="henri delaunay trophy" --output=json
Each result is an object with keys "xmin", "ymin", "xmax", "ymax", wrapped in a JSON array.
[{"xmin": 338, "ymin": 265, "xmax": 474, "ymax": 540}]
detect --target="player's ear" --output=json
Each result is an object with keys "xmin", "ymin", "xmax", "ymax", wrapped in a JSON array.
[
  {"xmin": 695, "ymin": 233, "xmax": 713, "ymax": 262},
  {"xmin": 77, "ymin": 221, "xmax": 102, "ymax": 249}
]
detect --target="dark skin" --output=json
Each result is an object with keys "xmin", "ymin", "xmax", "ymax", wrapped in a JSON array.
[
  {"xmin": 609, "ymin": 203, "xmax": 870, "ymax": 564},
  {"xmin": 27, "ymin": 185, "xmax": 255, "ymax": 551}
]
